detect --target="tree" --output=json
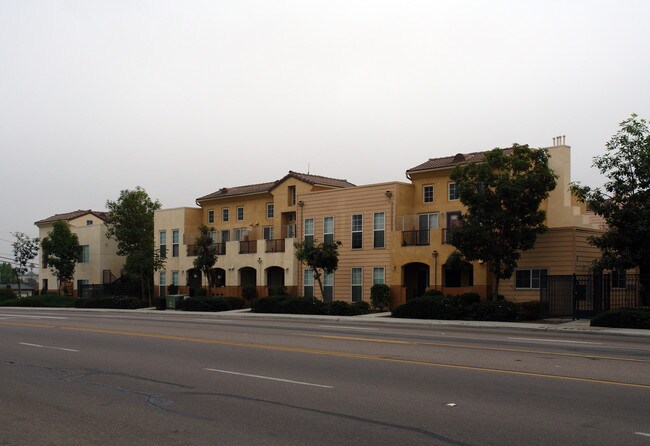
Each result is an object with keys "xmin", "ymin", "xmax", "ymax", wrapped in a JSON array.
[
  {"xmin": 11, "ymin": 232, "xmax": 39, "ymax": 296},
  {"xmin": 0, "ymin": 262, "xmax": 14, "ymax": 284},
  {"xmin": 193, "ymin": 224, "xmax": 218, "ymax": 288},
  {"xmin": 105, "ymin": 187, "xmax": 164, "ymax": 305},
  {"xmin": 571, "ymin": 115, "xmax": 650, "ymax": 303},
  {"xmin": 449, "ymin": 144, "xmax": 557, "ymax": 297},
  {"xmin": 294, "ymin": 239, "xmax": 342, "ymax": 300},
  {"xmin": 41, "ymin": 221, "xmax": 79, "ymax": 293}
]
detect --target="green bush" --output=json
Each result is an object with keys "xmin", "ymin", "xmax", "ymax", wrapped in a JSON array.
[
  {"xmin": 194, "ymin": 287, "xmax": 208, "ymax": 297},
  {"xmin": 242, "ymin": 286, "xmax": 258, "ymax": 303},
  {"xmin": 392, "ymin": 295, "xmax": 464, "ymax": 320},
  {"xmin": 0, "ymin": 294, "xmax": 76, "ymax": 307},
  {"xmin": 268, "ymin": 286, "xmax": 288, "ymax": 297},
  {"xmin": 327, "ymin": 300, "xmax": 365, "ymax": 316},
  {"xmin": 352, "ymin": 301, "xmax": 371, "ymax": 313},
  {"xmin": 179, "ymin": 296, "xmax": 245, "ymax": 312},
  {"xmin": 155, "ymin": 297, "xmax": 166, "ymax": 310},
  {"xmin": 167, "ymin": 284, "xmax": 179, "ymax": 295},
  {"xmin": 518, "ymin": 301, "xmax": 545, "ymax": 321},
  {"xmin": 74, "ymin": 295, "xmax": 144, "ymax": 309},
  {"xmin": 458, "ymin": 292, "xmax": 481, "ymax": 306},
  {"xmin": 469, "ymin": 300, "xmax": 519, "ymax": 321},
  {"xmin": 370, "ymin": 284, "xmax": 391, "ymax": 311},
  {"xmin": 591, "ymin": 309, "xmax": 650, "ymax": 329},
  {"xmin": 421, "ymin": 289, "xmax": 443, "ymax": 297},
  {"xmin": 0, "ymin": 288, "xmax": 17, "ymax": 301}
]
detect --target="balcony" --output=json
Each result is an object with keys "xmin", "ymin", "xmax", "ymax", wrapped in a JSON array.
[
  {"xmin": 402, "ymin": 230, "xmax": 430, "ymax": 246},
  {"xmin": 186, "ymin": 243, "xmax": 226, "ymax": 256},
  {"xmin": 239, "ymin": 240, "xmax": 257, "ymax": 254},
  {"xmin": 265, "ymin": 239, "xmax": 285, "ymax": 253}
]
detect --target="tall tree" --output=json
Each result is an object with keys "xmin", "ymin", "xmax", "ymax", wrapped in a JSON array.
[
  {"xmin": 449, "ymin": 144, "xmax": 557, "ymax": 297},
  {"xmin": 193, "ymin": 224, "xmax": 218, "ymax": 288},
  {"xmin": 294, "ymin": 239, "xmax": 342, "ymax": 300},
  {"xmin": 571, "ymin": 115, "xmax": 650, "ymax": 303},
  {"xmin": 11, "ymin": 232, "xmax": 39, "ymax": 296},
  {"xmin": 0, "ymin": 262, "xmax": 15, "ymax": 284},
  {"xmin": 41, "ymin": 221, "xmax": 79, "ymax": 294},
  {"xmin": 105, "ymin": 187, "xmax": 164, "ymax": 304}
]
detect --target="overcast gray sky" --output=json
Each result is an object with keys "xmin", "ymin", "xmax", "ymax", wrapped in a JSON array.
[{"xmin": 1, "ymin": 0, "xmax": 649, "ymax": 268}]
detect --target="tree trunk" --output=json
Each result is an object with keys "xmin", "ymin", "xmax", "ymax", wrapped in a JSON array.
[
  {"xmin": 15, "ymin": 271, "xmax": 22, "ymax": 297},
  {"xmin": 640, "ymin": 264, "xmax": 650, "ymax": 307},
  {"xmin": 314, "ymin": 269, "xmax": 324, "ymax": 301}
]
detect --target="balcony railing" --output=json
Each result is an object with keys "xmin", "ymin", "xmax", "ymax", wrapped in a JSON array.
[
  {"xmin": 442, "ymin": 229, "xmax": 453, "ymax": 244},
  {"xmin": 265, "ymin": 239, "xmax": 286, "ymax": 253},
  {"xmin": 402, "ymin": 230, "xmax": 430, "ymax": 246},
  {"xmin": 281, "ymin": 224, "xmax": 296, "ymax": 239},
  {"xmin": 187, "ymin": 243, "xmax": 226, "ymax": 256},
  {"xmin": 239, "ymin": 240, "xmax": 257, "ymax": 254}
]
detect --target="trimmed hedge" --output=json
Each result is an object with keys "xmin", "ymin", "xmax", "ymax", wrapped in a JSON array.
[
  {"xmin": 179, "ymin": 296, "xmax": 245, "ymax": 312},
  {"xmin": 591, "ymin": 309, "xmax": 650, "ymax": 329},
  {"xmin": 0, "ymin": 288, "xmax": 17, "ymax": 301},
  {"xmin": 392, "ymin": 294, "xmax": 519, "ymax": 322},
  {"xmin": 0, "ymin": 294, "xmax": 76, "ymax": 307},
  {"xmin": 75, "ymin": 295, "xmax": 144, "ymax": 309},
  {"xmin": 250, "ymin": 296, "xmax": 370, "ymax": 316}
]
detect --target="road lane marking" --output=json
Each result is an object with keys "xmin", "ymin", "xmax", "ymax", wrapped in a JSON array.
[
  {"xmin": 318, "ymin": 325, "xmax": 379, "ymax": 331},
  {"xmin": 301, "ymin": 334, "xmax": 650, "ymax": 363},
  {"xmin": 0, "ymin": 313, "xmax": 67, "ymax": 320},
  {"xmin": 19, "ymin": 342, "xmax": 79, "ymax": 352},
  {"xmin": 508, "ymin": 337, "xmax": 603, "ymax": 345},
  {"xmin": 635, "ymin": 432, "xmax": 650, "ymax": 437},
  {"xmin": 3, "ymin": 321, "xmax": 650, "ymax": 390},
  {"xmin": 205, "ymin": 368, "xmax": 333, "ymax": 388}
]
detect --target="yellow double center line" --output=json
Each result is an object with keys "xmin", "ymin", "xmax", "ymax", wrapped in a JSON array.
[{"xmin": 3, "ymin": 321, "xmax": 650, "ymax": 390}]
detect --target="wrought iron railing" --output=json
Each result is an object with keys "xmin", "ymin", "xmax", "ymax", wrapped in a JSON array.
[
  {"xmin": 402, "ymin": 230, "xmax": 430, "ymax": 246},
  {"xmin": 265, "ymin": 239, "xmax": 285, "ymax": 253},
  {"xmin": 239, "ymin": 240, "xmax": 257, "ymax": 254}
]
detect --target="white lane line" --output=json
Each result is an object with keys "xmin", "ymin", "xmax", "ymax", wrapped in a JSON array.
[
  {"xmin": 0, "ymin": 313, "xmax": 67, "ymax": 320},
  {"xmin": 635, "ymin": 432, "xmax": 650, "ymax": 437},
  {"xmin": 318, "ymin": 325, "xmax": 379, "ymax": 331},
  {"xmin": 205, "ymin": 368, "xmax": 333, "ymax": 388},
  {"xmin": 508, "ymin": 337, "xmax": 603, "ymax": 345},
  {"xmin": 19, "ymin": 343, "xmax": 79, "ymax": 352}
]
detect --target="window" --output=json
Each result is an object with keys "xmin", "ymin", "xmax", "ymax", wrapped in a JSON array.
[
  {"xmin": 373, "ymin": 212, "xmax": 385, "ymax": 248},
  {"xmin": 222, "ymin": 208, "xmax": 229, "ymax": 222},
  {"xmin": 352, "ymin": 214, "xmax": 363, "ymax": 249},
  {"xmin": 208, "ymin": 210, "xmax": 214, "ymax": 224},
  {"xmin": 172, "ymin": 271, "xmax": 179, "ymax": 286},
  {"xmin": 612, "ymin": 270, "xmax": 627, "ymax": 289},
  {"xmin": 159, "ymin": 231, "xmax": 167, "ymax": 258},
  {"xmin": 234, "ymin": 228, "xmax": 247, "ymax": 241},
  {"xmin": 448, "ymin": 182, "xmax": 459, "ymax": 201},
  {"xmin": 267, "ymin": 203, "xmax": 274, "ymax": 219},
  {"xmin": 351, "ymin": 267, "xmax": 363, "ymax": 302},
  {"xmin": 159, "ymin": 271, "xmax": 166, "ymax": 297},
  {"xmin": 263, "ymin": 226, "xmax": 274, "ymax": 241},
  {"xmin": 323, "ymin": 271, "xmax": 334, "ymax": 302},
  {"xmin": 515, "ymin": 269, "xmax": 548, "ymax": 289},
  {"xmin": 172, "ymin": 230, "xmax": 179, "ymax": 257},
  {"xmin": 373, "ymin": 267, "xmax": 385, "ymax": 285},
  {"xmin": 209, "ymin": 230, "xmax": 217, "ymax": 242},
  {"xmin": 324, "ymin": 217, "xmax": 334, "ymax": 244},
  {"xmin": 304, "ymin": 268, "xmax": 314, "ymax": 298},
  {"xmin": 423, "ymin": 185, "xmax": 434, "ymax": 203},
  {"xmin": 78, "ymin": 245, "xmax": 89, "ymax": 263},
  {"xmin": 288, "ymin": 186, "xmax": 296, "ymax": 206},
  {"xmin": 304, "ymin": 218, "xmax": 314, "ymax": 244},
  {"xmin": 86, "ymin": 220, "xmax": 93, "ymax": 226},
  {"xmin": 237, "ymin": 206, "xmax": 244, "ymax": 221},
  {"xmin": 77, "ymin": 279, "xmax": 89, "ymax": 298},
  {"xmin": 221, "ymin": 230, "xmax": 230, "ymax": 242},
  {"xmin": 418, "ymin": 213, "xmax": 439, "ymax": 229}
]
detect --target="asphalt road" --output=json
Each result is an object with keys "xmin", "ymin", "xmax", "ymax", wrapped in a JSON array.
[{"xmin": 1, "ymin": 308, "xmax": 649, "ymax": 445}]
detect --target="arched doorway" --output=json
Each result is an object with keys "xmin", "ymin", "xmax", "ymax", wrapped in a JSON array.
[
  {"xmin": 266, "ymin": 266, "xmax": 285, "ymax": 289},
  {"xmin": 210, "ymin": 268, "xmax": 226, "ymax": 287},
  {"xmin": 443, "ymin": 262, "xmax": 474, "ymax": 288},
  {"xmin": 403, "ymin": 262, "xmax": 430, "ymax": 300},
  {"xmin": 186, "ymin": 268, "xmax": 202, "ymax": 296},
  {"xmin": 239, "ymin": 267, "xmax": 257, "ymax": 288}
]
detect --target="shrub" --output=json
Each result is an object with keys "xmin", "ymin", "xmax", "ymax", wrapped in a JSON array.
[
  {"xmin": 179, "ymin": 296, "xmax": 245, "ymax": 312},
  {"xmin": 518, "ymin": 301, "xmax": 544, "ymax": 321},
  {"xmin": 327, "ymin": 300, "xmax": 363, "ymax": 316},
  {"xmin": 155, "ymin": 297, "xmax": 166, "ymax": 310},
  {"xmin": 591, "ymin": 309, "xmax": 650, "ymax": 329},
  {"xmin": 241, "ymin": 286, "xmax": 258, "ymax": 303},
  {"xmin": 352, "ymin": 301, "xmax": 371, "ymax": 313},
  {"xmin": 0, "ymin": 288, "xmax": 17, "ymax": 301},
  {"xmin": 75, "ymin": 295, "xmax": 144, "ymax": 309},
  {"xmin": 392, "ymin": 295, "xmax": 464, "ymax": 320},
  {"xmin": 167, "ymin": 284, "xmax": 179, "ymax": 295},
  {"xmin": 194, "ymin": 287, "xmax": 208, "ymax": 297},
  {"xmin": 469, "ymin": 300, "xmax": 519, "ymax": 321},
  {"xmin": 458, "ymin": 292, "xmax": 481, "ymax": 306},
  {"xmin": 0, "ymin": 294, "xmax": 76, "ymax": 307},
  {"xmin": 422, "ymin": 289, "xmax": 443, "ymax": 297},
  {"xmin": 268, "ymin": 286, "xmax": 288, "ymax": 297},
  {"xmin": 251, "ymin": 295, "xmax": 326, "ymax": 314},
  {"xmin": 370, "ymin": 284, "xmax": 391, "ymax": 311}
]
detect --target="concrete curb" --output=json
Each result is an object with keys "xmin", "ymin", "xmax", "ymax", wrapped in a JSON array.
[{"xmin": 2, "ymin": 306, "xmax": 649, "ymax": 338}]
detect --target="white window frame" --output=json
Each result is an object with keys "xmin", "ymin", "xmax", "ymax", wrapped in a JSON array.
[
  {"xmin": 423, "ymin": 185, "xmax": 434, "ymax": 203},
  {"xmin": 323, "ymin": 271, "xmax": 334, "ymax": 302},
  {"xmin": 419, "ymin": 213, "xmax": 439, "ymax": 229},
  {"xmin": 267, "ymin": 203, "xmax": 274, "ymax": 219},
  {"xmin": 79, "ymin": 245, "xmax": 90, "ymax": 263},
  {"xmin": 237, "ymin": 206, "xmax": 244, "ymax": 221},
  {"xmin": 373, "ymin": 212, "xmax": 385, "ymax": 248},
  {"xmin": 324, "ymin": 216, "xmax": 334, "ymax": 244},
  {"xmin": 222, "ymin": 208, "xmax": 229, "ymax": 222},
  {"xmin": 373, "ymin": 267, "xmax": 385, "ymax": 285},
  {"xmin": 263, "ymin": 226, "xmax": 274, "ymax": 241},
  {"xmin": 351, "ymin": 214, "xmax": 363, "ymax": 249},
  {"xmin": 208, "ymin": 210, "xmax": 214, "ymax": 224},
  {"xmin": 448, "ymin": 182, "xmax": 459, "ymax": 201},
  {"xmin": 234, "ymin": 228, "xmax": 247, "ymax": 241},
  {"xmin": 351, "ymin": 267, "xmax": 363, "ymax": 302},
  {"xmin": 515, "ymin": 268, "xmax": 548, "ymax": 289},
  {"xmin": 304, "ymin": 268, "xmax": 314, "ymax": 298},
  {"xmin": 172, "ymin": 229, "xmax": 179, "ymax": 257},
  {"xmin": 159, "ymin": 231, "xmax": 167, "ymax": 258},
  {"xmin": 172, "ymin": 271, "xmax": 179, "ymax": 286},
  {"xmin": 304, "ymin": 218, "xmax": 314, "ymax": 244}
]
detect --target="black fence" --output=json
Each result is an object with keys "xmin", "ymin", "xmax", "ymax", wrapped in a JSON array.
[{"xmin": 540, "ymin": 274, "xmax": 650, "ymax": 319}]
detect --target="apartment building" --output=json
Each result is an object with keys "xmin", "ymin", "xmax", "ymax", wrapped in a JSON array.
[
  {"xmin": 153, "ymin": 172, "xmax": 355, "ymax": 297},
  {"xmin": 35, "ymin": 210, "xmax": 125, "ymax": 296}
]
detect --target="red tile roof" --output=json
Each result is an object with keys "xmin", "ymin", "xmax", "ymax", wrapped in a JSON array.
[
  {"xmin": 35, "ymin": 209, "xmax": 108, "ymax": 225},
  {"xmin": 406, "ymin": 148, "xmax": 515, "ymax": 175}
]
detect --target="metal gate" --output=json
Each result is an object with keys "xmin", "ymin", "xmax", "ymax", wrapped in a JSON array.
[{"xmin": 540, "ymin": 274, "xmax": 648, "ymax": 319}]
